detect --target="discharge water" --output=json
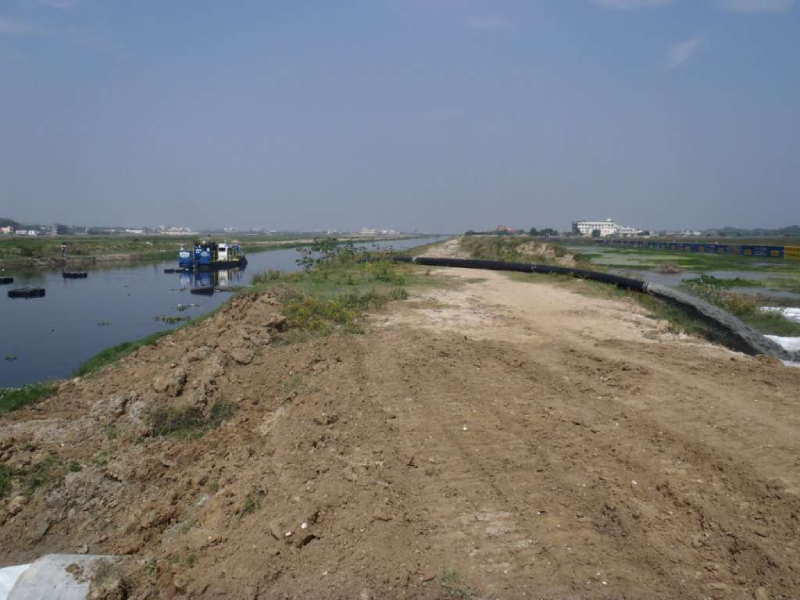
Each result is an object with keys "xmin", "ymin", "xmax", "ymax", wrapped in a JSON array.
[{"xmin": 0, "ymin": 237, "xmax": 443, "ymax": 387}]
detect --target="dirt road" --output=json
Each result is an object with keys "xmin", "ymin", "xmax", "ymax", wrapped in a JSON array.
[{"xmin": 2, "ymin": 266, "xmax": 800, "ymax": 599}]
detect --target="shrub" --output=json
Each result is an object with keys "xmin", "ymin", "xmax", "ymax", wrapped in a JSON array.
[
  {"xmin": 389, "ymin": 287, "xmax": 409, "ymax": 300},
  {"xmin": 251, "ymin": 269, "xmax": 284, "ymax": 284},
  {"xmin": 0, "ymin": 382, "xmax": 56, "ymax": 415},
  {"xmin": 147, "ymin": 400, "xmax": 235, "ymax": 438}
]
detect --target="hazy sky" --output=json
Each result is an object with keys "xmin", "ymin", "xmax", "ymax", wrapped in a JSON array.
[{"xmin": 1, "ymin": 0, "xmax": 798, "ymax": 232}]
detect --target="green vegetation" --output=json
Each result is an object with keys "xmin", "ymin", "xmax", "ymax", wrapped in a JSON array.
[
  {"xmin": 0, "ymin": 381, "xmax": 56, "ymax": 415},
  {"xmin": 459, "ymin": 235, "xmax": 576, "ymax": 266},
  {"xmin": 146, "ymin": 399, "xmax": 235, "ymax": 438},
  {"xmin": 74, "ymin": 330, "xmax": 172, "ymax": 377},
  {"xmin": 560, "ymin": 243, "xmax": 800, "ymax": 275},
  {"xmin": 0, "ymin": 232, "xmax": 425, "ymax": 268},
  {"xmin": 681, "ymin": 278, "xmax": 800, "ymax": 336},
  {"xmin": 0, "ymin": 465, "xmax": 13, "ymax": 498},
  {"xmin": 438, "ymin": 567, "xmax": 472, "ymax": 599},
  {"xmin": 0, "ymin": 455, "xmax": 68, "ymax": 499},
  {"xmin": 282, "ymin": 289, "xmax": 392, "ymax": 334},
  {"xmin": 240, "ymin": 488, "xmax": 266, "ymax": 516},
  {"xmin": 248, "ymin": 240, "xmax": 433, "ymax": 337}
]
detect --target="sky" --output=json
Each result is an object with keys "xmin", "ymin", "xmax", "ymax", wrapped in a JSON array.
[{"xmin": 0, "ymin": 0, "xmax": 798, "ymax": 233}]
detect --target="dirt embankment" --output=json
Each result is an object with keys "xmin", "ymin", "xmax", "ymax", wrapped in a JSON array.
[{"xmin": 2, "ymin": 269, "xmax": 800, "ymax": 599}]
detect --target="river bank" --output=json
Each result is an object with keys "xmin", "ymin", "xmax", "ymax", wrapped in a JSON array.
[
  {"xmin": 0, "ymin": 234, "xmax": 425, "ymax": 270},
  {"xmin": 2, "ymin": 244, "xmax": 800, "ymax": 599},
  {"xmin": 0, "ymin": 237, "xmax": 444, "ymax": 388}
]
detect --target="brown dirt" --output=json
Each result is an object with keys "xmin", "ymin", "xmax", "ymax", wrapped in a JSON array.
[
  {"xmin": 516, "ymin": 241, "xmax": 577, "ymax": 267},
  {"xmin": 2, "ymin": 270, "xmax": 800, "ymax": 600}
]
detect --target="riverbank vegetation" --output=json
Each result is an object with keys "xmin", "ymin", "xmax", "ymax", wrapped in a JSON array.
[
  {"xmin": 459, "ymin": 235, "xmax": 583, "ymax": 267},
  {"xmin": 249, "ymin": 239, "xmax": 430, "ymax": 336},
  {"xmin": 0, "ymin": 233, "xmax": 424, "ymax": 269},
  {"xmin": 0, "ymin": 382, "xmax": 57, "ymax": 416},
  {"xmin": 681, "ymin": 276, "xmax": 800, "ymax": 336}
]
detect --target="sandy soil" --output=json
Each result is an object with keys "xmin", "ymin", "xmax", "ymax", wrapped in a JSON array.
[{"xmin": 2, "ymin": 265, "xmax": 800, "ymax": 599}]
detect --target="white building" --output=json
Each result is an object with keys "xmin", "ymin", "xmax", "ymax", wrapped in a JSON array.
[
  {"xmin": 0, "ymin": 226, "xmax": 14, "ymax": 235},
  {"xmin": 572, "ymin": 219, "xmax": 641, "ymax": 237}
]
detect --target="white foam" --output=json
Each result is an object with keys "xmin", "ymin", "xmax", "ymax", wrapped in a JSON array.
[
  {"xmin": 0, "ymin": 564, "xmax": 30, "ymax": 600},
  {"xmin": 766, "ymin": 335, "xmax": 800, "ymax": 353}
]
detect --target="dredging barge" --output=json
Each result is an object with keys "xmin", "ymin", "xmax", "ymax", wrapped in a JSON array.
[{"xmin": 178, "ymin": 242, "xmax": 247, "ymax": 271}]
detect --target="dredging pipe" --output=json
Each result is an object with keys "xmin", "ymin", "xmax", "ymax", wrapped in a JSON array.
[{"xmin": 394, "ymin": 256, "xmax": 798, "ymax": 363}]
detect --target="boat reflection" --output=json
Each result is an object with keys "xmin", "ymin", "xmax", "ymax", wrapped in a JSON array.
[{"xmin": 179, "ymin": 265, "xmax": 247, "ymax": 294}]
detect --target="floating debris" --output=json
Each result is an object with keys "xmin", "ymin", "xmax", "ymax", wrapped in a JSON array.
[{"xmin": 154, "ymin": 315, "xmax": 190, "ymax": 324}]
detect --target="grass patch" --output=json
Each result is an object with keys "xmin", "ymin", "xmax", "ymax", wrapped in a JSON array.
[
  {"xmin": 146, "ymin": 399, "xmax": 236, "ymax": 438},
  {"xmin": 0, "ymin": 455, "xmax": 67, "ymax": 499},
  {"xmin": 683, "ymin": 274, "xmax": 761, "ymax": 288},
  {"xmin": 0, "ymin": 381, "xmax": 57, "ymax": 415},
  {"xmin": 282, "ymin": 288, "xmax": 391, "ymax": 335},
  {"xmin": 438, "ymin": 567, "xmax": 471, "ymax": 599},
  {"xmin": 0, "ymin": 464, "xmax": 13, "ymax": 498},
  {"xmin": 564, "ymin": 243, "xmax": 800, "ymax": 275},
  {"xmin": 459, "ymin": 236, "xmax": 570, "ymax": 265},
  {"xmin": 247, "ymin": 247, "xmax": 427, "ymax": 338},
  {"xmin": 681, "ymin": 279, "xmax": 800, "ymax": 336},
  {"xmin": 240, "ymin": 488, "xmax": 266, "ymax": 516}
]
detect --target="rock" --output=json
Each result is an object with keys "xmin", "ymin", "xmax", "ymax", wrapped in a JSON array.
[
  {"xmin": 77, "ymin": 544, "xmax": 89, "ymax": 554},
  {"xmin": 8, "ymin": 495, "xmax": 27, "ymax": 515},
  {"xmin": 269, "ymin": 519, "xmax": 285, "ymax": 541},
  {"xmin": 91, "ymin": 393, "xmax": 133, "ymax": 420},
  {"xmin": 754, "ymin": 587, "xmax": 770, "ymax": 600},
  {"xmin": 293, "ymin": 532, "xmax": 316, "ymax": 548},
  {"xmin": 373, "ymin": 509, "xmax": 392, "ymax": 522},
  {"xmin": 707, "ymin": 582, "xmax": 727, "ymax": 591},
  {"xmin": 230, "ymin": 347, "xmax": 255, "ymax": 366},
  {"xmin": 185, "ymin": 346, "xmax": 213, "ymax": 363},
  {"xmin": 152, "ymin": 369, "xmax": 187, "ymax": 396},
  {"xmin": 265, "ymin": 315, "xmax": 287, "ymax": 332}
]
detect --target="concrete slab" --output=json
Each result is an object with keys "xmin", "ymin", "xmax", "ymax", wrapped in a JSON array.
[{"xmin": 6, "ymin": 555, "xmax": 115, "ymax": 600}]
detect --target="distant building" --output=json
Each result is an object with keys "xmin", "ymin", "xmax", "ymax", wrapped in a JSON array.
[
  {"xmin": 161, "ymin": 226, "xmax": 196, "ymax": 236},
  {"xmin": 572, "ymin": 219, "xmax": 641, "ymax": 238},
  {"xmin": 0, "ymin": 226, "xmax": 14, "ymax": 235}
]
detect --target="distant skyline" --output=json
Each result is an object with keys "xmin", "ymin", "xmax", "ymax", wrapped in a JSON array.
[{"xmin": 1, "ymin": 1, "xmax": 798, "ymax": 232}]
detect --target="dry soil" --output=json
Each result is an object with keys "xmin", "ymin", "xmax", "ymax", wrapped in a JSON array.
[{"xmin": 2, "ymin": 265, "xmax": 800, "ymax": 600}]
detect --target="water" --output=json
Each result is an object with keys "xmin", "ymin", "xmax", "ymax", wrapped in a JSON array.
[{"xmin": 0, "ymin": 237, "xmax": 443, "ymax": 387}]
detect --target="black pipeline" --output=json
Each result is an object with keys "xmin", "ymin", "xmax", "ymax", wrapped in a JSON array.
[{"xmin": 393, "ymin": 256, "xmax": 797, "ymax": 363}]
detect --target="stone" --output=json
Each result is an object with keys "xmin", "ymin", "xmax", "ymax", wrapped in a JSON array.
[
  {"xmin": 754, "ymin": 587, "xmax": 770, "ymax": 600},
  {"xmin": 707, "ymin": 582, "xmax": 727, "ymax": 591},
  {"xmin": 152, "ymin": 369, "xmax": 186, "ymax": 397},
  {"xmin": 265, "ymin": 315, "xmax": 288, "ymax": 332},
  {"xmin": 230, "ymin": 348, "xmax": 254, "ymax": 366},
  {"xmin": 8, "ymin": 495, "xmax": 27, "ymax": 515}
]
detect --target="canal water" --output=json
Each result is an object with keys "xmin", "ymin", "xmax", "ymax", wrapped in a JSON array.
[{"xmin": 0, "ymin": 237, "xmax": 443, "ymax": 388}]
